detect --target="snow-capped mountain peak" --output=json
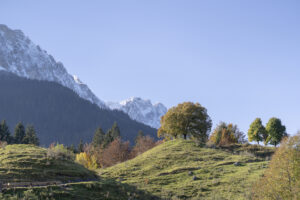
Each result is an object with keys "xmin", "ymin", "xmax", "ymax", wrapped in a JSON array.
[
  {"xmin": 73, "ymin": 75, "xmax": 85, "ymax": 85},
  {"xmin": 0, "ymin": 24, "xmax": 167, "ymax": 128},
  {"xmin": 107, "ymin": 97, "xmax": 167, "ymax": 129},
  {"xmin": 0, "ymin": 24, "xmax": 107, "ymax": 108}
]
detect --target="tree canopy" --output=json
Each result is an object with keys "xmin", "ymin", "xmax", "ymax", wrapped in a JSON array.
[
  {"xmin": 209, "ymin": 122, "xmax": 246, "ymax": 146},
  {"xmin": 0, "ymin": 120, "xmax": 12, "ymax": 143},
  {"xmin": 23, "ymin": 125, "xmax": 39, "ymax": 146},
  {"xmin": 92, "ymin": 127, "xmax": 105, "ymax": 147},
  {"xmin": 252, "ymin": 133, "xmax": 300, "ymax": 199},
  {"xmin": 158, "ymin": 102, "xmax": 212, "ymax": 143},
  {"xmin": 14, "ymin": 122, "xmax": 25, "ymax": 144},
  {"xmin": 265, "ymin": 117, "xmax": 287, "ymax": 147},
  {"xmin": 248, "ymin": 118, "xmax": 267, "ymax": 145}
]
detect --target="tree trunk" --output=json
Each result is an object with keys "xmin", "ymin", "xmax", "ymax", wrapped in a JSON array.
[{"xmin": 183, "ymin": 134, "xmax": 187, "ymax": 140}]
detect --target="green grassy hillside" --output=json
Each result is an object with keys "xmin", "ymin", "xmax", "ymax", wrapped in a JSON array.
[
  {"xmin": 0, "ymin": 144, "xmax": 158, "ymax": 200},
  {"xmin": 0, "ymin": 144, "xmax": 97, "ymax": 183},
  {"xmin": 100, "ymin": 139, "xmax": 272, "ymax": 200}
]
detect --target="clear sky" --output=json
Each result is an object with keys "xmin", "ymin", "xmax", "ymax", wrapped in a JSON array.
[{"xmin": 1, "ymin": 0, "xmax": 299, "ymax": 135}]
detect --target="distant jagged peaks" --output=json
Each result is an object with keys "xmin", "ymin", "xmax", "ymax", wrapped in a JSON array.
[
  {"xmin": 0, "ymin": 24, "xmax": 167, "ymax": 128},
  {"xmin": 0, "ymin": 24, "xmax": 107, "ymax": 109},
  {"xmin": 106, "ymin": 97, "xmax": 167, "ymax": 129}
]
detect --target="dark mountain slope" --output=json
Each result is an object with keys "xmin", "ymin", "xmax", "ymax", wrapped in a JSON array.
[{"xmin": 0, "ymin": 71, "xmax": 157, "ymax": 146}]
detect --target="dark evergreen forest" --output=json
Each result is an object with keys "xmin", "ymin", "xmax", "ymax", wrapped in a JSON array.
[{"xmin": 0, "ymin": 71, "xmax": 157, "ymax": 146}]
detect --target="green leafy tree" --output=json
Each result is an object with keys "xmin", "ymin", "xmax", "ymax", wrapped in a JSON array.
[
  {"xmin": 78, "ymin": 139, "xmax": 84, "ymax": 153},
  {"xmin": 158, "ymin": 102, "xmax": 212, "ymax": 143},
  {"xmin": 265, "ymin": 117, "xmax": 287, "ymax": 147},
  {"xmin": 14, "ymin": 122, "xmax": 25, "ymax": 144},
  {"xmin": 92, "ymin": 127, "xmax": 105, "ymax": 147},
  {"xmin": 23, "ymin": 125, "xmax": 39, "ymax": 146},
  {"xmin": 248, "ymin": 118, "xmax": 267, "ymax": 144},
  {"xmin": 0, "ymin": 120, "xmax": 12, "ymax": 143}
]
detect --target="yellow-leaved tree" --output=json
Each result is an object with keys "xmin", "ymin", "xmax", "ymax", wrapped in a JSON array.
[
  {"xmin": 76, "ymin": 152, "xmax": 98, "ymax": 170},
  {"xmin": 252, "ymin": 133, "xmax": 300, "ymax": 199}
]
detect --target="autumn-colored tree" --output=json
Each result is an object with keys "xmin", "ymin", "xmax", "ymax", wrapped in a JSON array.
[
  {"xmin": 252, "ymin": 133, "xmax": 300, "ymax": 199},
  {"xmin": 101, "ymin": 138, "xmax": 130, "ymax": 167},
  {"xmin": 209, "ymin": 122, "xmax": 246, "ymax": 146},
  {"xmin": 76, "ymin": 152, "xmax": 98, "ymax": 170},
  {"xmin": 131, "ymin": 135, "xmax": 156, "ymax": 158},
  {"xmin": 158, "ymin": 102, "xmax": 212, "ymax": 143},
  {"xmin": 265, "ymin": 117, "xmax": 287, "ymax": 147},
  {"xmin": 248, "ymin": 118, "xmax": 267, "ymax": 145}
]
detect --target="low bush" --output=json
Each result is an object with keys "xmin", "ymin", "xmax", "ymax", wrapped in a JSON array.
[{"xmin": 47, "ymin": 143, "xmax": 75, "ymax": 161}]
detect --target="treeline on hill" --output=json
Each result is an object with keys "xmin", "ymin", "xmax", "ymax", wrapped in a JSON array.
[
  {"xmin": 75, "ymin": 123, "xmax": 160, "ymax": 169},
  {"xmin": 0, "ymin": 71, "xmax": 157, "ymax": 146},
  {"xmin": 157, "ymin": 102, "xmax": 288, "ymax": 147},
  {"xmin": 0, "ymin": 120, "xmax": 39, "ymax": 146}
]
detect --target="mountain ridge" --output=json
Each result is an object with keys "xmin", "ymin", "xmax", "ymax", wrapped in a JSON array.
[
  {"xmin": 0, "ymin": 24, "xmax": 107, "ymax": 109},
  {"xmin": 106, "ymin": 97, "xmax": 167, "ymax": 128}
]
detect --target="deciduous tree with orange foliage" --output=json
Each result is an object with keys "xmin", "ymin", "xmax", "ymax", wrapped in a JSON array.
[{"xmin": 101, "ymin": 138, "xmax": 130, "ymax": 167}]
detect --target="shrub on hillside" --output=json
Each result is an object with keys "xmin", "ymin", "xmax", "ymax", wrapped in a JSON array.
[
  {"xmin": 47, "ymin": 143, "xmax": 75, "ymax": 161},
  {"xmin": 208, "ymin": 122, "xmax": 246, "ymax": 146},
  {"xmin": 101, "ymin": 138, "xmax": 130, "ymax": 167},
  {"xmin": 0, "ymin": 141, "xmax": 7, "ymax": 149},
  {"xmin": 251, "ymin": 133, "xmax": 300, "ymax": 199},
  {"xmin": 131, "ymin": 135, "xmax": 156, "ymax": 158},
  {"xmin": 76, "ymin": 152, "xmax": 98, "ymax": 170}
]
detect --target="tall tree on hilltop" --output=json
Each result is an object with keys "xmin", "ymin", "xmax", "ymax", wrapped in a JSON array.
[
  {"xmin": 248, "ymin": 118, "xmax": 267, "ymax": 145},
  {"xmin": 0, "ymin": 120, "xmax": 12, "ymax": 143},
  {"xmin": 14, "ymin": 122, "xmax": 25, "ymax": 144},
  {"xmin": 265, "ymin": 117, "xmax": 287, "ymax": 147},
  {"xmin": 92, "ymin": 127, "xmax": 105, "ymax": 147},
  {"xmin": 23, "ymin": 125, "xmax": 39, "ymax": 146},
  {"xmin": 158, "ymin": 102, "xmax": 212, "ymax": 143}
]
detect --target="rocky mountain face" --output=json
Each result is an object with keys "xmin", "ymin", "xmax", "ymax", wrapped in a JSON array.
[
  {"xmin": 0, "ymin": 24, "xmax": 107, "ymax": 108},
  {"xmin": 0, "ymin": 24, "xmax": 167, "ymax": 128},
  {"xmin": 107, "ymin": 97, "xmax": 167, "ymax": 129}
]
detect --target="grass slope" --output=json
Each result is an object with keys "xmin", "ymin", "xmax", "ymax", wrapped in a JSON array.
[
  {"xmin": 0, "ymin": 145, "xmax": 158, "ymax": 200},
  {"xmin": 1, "ymin": 180, "xmax": 158, "ymax": 200},
  {"xmin": 0, "ymin": 144, "xmax": 97, "ymax": 183},
  {"xmin": 100, "ymin": 139, "xmax": 272, "ymax": 200}
]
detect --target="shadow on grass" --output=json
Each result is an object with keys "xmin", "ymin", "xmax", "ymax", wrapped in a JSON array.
[{"xmin": 1, "ymin": 177, "xmax": 161, "ymax": 200}]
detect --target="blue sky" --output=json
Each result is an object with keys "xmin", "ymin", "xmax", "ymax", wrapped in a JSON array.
[{"xmin": 1, "ymin": 0, "xmax": 299, "ymax": 135}]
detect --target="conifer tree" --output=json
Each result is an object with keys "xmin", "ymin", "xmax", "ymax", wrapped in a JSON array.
[
  {"xmin": 135, "ymin": 130, "xmax": 144, "ymax": 144},
  {"xmin": 92, "ymin": 127, "xmax": 105, "ymax": 147},
  {"xmin": 110, "ymin": 122, "xmax": 121, "ymax": 139},
  {"xmin": 0, "ymin": 120, "xmax": 12, "ymax": 143},
  {"xmin": 103, "ymin": 122, "xmax": 121, "ymax": 148},
  {"xmin": 14, "ymin": 122, "xmax": 25, "ymax": 144},
  {"xmin": 78, "ymin": 139, "xmax": 84, "ymax": 153},
  {"xmin": 23, "ymin": 125, "xmax": 39, "ymax": 146}
]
